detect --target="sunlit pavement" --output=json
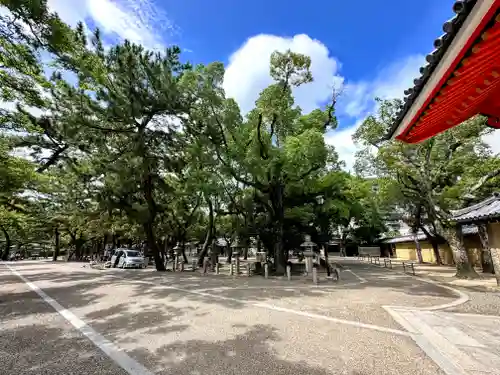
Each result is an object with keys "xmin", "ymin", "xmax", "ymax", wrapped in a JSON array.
[{"xmin": 1, "ymin": 259, "xmax": 498, "ymax": 375}]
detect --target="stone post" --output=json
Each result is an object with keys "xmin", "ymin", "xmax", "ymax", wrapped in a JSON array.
[
  {"xmin": 191, "ymin": 259, "xmax": 197, "ymax": 272},
  {"xmin": 229, "ymin": 262, "xmax": 234, "ymax": 276},
  {"xmin": 174, "ymin": 251, "xmax": 180, "ymax": 272},
  {"xmin": 180, "ymin": 261, "xmax": 184, "ymax": 272},
  {"xmin": 233, "ymin": 251, "xmax": 240, "ymax": 275},
  {"xmin": 312, "ymin": 266, "xmax": 318, "ymax": 285},
  {"xmin": 246, "ymin": 263, "xmax": 251, "ymax": 277},
  {"xmin": 216, "ymin": 262, "xmax": 220, "ymax": 275},
  {"xmin": 286, "ymin": 264, "xmax": 291, "ymax": 281},
  {"xmin": 304, "ymin": 250, "xmax": 314, "ymax": 275},
  {"xmin": 264, "ymin": 263, "xmax": 269, "ymax": 279},
  {"xmin": 202, "ymin": 257, "xmax": 209, "ymax": 275}
]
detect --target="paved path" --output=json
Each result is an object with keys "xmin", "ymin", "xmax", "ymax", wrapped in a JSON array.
[
  {"xmin": 1, "ymin": 259, "xmax": 499, "ymax": 375},
  {"xmin": 388, "ymin": 308, "xmax": 500, "ymax": 375}
]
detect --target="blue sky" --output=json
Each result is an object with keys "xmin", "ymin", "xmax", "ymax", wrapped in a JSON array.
[
  {"xmin": 166, "ymin": 0, "xmax": 454, "ymax": 80},
  {"xmin": 46, "ymin": 0, "xmax": 458, "ymax": 168}
]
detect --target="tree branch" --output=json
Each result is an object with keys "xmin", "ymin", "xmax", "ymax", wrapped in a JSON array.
[
  {"xmin": 468, "ymin": 167, "xmax": 500, "ymax": 195},
  {"xmin": 213, "ymin": 146, "xmax": 265, "ymax": 191},
  {"xmin": 287, "ymin": 163, "xmax": 322, "ymax": 182},
  {"xmin": 37, "ymin": 145, "xmax": 69, "ymax": 172},
  {"xmin": 256, "ymin": 113, "xmax": 268, "ymax": 160}
]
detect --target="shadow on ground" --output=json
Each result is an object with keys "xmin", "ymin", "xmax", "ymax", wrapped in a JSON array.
[{"xmin": 128, "ymin": 323, "xmax": 368, "ymax": 375}]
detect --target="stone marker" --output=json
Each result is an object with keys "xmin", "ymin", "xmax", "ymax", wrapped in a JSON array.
[
  {"xmin": 286, "ymin": 265, "xmax": 291, "ymax": 281},
  {"xmin": 216, "ymin": 262, "xmax": 220, "ymax": 275},
  {"xmin": 173, "ymin": 253, "xmax": 179, "ymax": 272},
  {"xmin": 192, "ymin": 259, "xmax": 197, "ymax": 271},
  {"xmin": 233, "ymin": 251, "xmax": 240, "ymax": 275},
  {"xmin": 229, "ymin": 263, "xmax": 234, "ymax": 276},
  {"xmin": 264, "ymin": 263, "xmax": 269, "ymax": 279},
  {"xmin": 180, "ymin": 261, "xmax": 184, "ymax": 272},
  {"xmin": 246, "ymin": 263, "xmax": 251, "ymax": 276},
  {"xmin": 312, "ymin": 267, "xmax": 318, "ymax": 285}
]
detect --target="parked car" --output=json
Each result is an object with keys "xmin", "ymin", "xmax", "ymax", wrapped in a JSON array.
[
  {"xmin": 110, "ymin": 249, "xmax": 145, "ymax": 269},
  {"xmin": 8, "ymin": 252, "xmax": 23, "ymax": 261}
]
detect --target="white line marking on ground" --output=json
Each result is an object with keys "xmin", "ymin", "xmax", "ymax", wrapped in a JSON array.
[
  {"xmin": 250, "ymin": 302, "xmax": 411, "ymax": 336},
  {"xmin": 346, "ymin": 258, "xmax": 470, "ymax": 311},
  {"xmin": 154, "ymin": 283, "xmax": 411, "ymax": 336},
  {"xmin": 101, "ymin": 274, "xmax": 410, "ymax": 336},
  {"xmin": 4, "ymin": 264, "xmax": 155, "ymax": 375},
  {"xmin": 344, "ymin": 269, "xmax": 368, "ymax": 283},
  {"xmin": 194, "ymin": 281, "xmax": 363, "ymax": 293}
]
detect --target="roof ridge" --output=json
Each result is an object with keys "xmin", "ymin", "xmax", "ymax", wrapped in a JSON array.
[
  {"xmin": 386, "ymin": 0, "xmax": 478, "ymax": 140},
  {"xmin": 452, "ymin": 192, "xmax": 500, "ymax": 218}
]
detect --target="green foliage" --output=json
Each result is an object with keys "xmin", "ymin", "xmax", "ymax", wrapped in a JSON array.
[{"xmin": 0, "ymin": 5, "xmax": 398, "ymax": 271}]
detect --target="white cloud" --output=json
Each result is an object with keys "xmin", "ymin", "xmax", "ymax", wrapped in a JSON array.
[
  {"xmin": 47, "ymin": 0, "xmax": 172, "ymax": 49},
  {"xmin": 483, "ymin": 131, "xmax": 500, "ymax": 155},
  {"xmin": 328, "ymin": 55, "xmax": 426, "ymax": 170},
  {"xmin": 337, "ymin": 55, "xmax": 425, "ymax": 120},
  {"xmin": 223, "ymin": 34, "xmax": 343, "ymax": 115},
  {"xmin": 324, "ymin": 120, "xmax": 363, "ymax": 173}
]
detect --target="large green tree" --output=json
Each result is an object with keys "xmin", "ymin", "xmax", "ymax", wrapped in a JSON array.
[
  {"xmin": 181, "ymin": 51, "xmax": 339, "ymax": 274},
  {"xmin": 353, "ymin": 98, "xmax": 500, "ymax": 278}
]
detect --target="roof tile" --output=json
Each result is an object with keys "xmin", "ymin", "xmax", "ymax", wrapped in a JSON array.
[
  {"xmin": 452, "ymin": 193, "xmax": 500, "ymax": 222},
  {"xmin": 387, "ymin": 0, "xmax": 477, "ymax": 139}
]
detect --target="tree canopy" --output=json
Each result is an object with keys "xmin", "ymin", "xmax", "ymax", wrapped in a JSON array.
[{"xmin": 2, "ymin": 1, "xmax": 499, "ymax": 279}]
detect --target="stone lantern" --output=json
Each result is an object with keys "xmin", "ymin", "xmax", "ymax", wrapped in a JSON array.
[
  {"xmin": 173, "ymin": 244, "xmax": 181, "ymax": 272},
  {"xmin": 231, "ymin": 239, "xmax": 243, "ymax": 275}
]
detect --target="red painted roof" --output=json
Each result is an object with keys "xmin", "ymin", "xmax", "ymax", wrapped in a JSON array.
[{"xmin": 390, "ymin": 1, "xmax": 500, "ymax": 143}]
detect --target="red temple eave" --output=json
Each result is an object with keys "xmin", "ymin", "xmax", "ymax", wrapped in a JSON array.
[{"xmin": 392, "ymin": 0, "xmax": 500, "ymax": 143}]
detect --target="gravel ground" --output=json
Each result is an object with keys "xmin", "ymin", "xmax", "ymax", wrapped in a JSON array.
[
  {"xmin": 1, "ymin": 261, "xmax": 457, "ymax": 375},
  {"xmin": 337, "ymin": 257, "xmax": 500, "ymax": 316},
  {"xmin": 0, "ymin": 269, "xmax": 129, "ymax": 375},
  {"xmin": 444, "ymin": 288, "xmax": 500, "ymax": 315}
]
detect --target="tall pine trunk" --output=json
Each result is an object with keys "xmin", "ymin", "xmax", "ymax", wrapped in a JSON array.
[
  {"xmin": 197, "ymin": 196, "xmax": 214, "ymax": 266},
  {"xmin": 143, "ymin": 222, "xmax": 164, "ymax": 271},
  {"xmin": 441, "ymin": 224, "xmax": 478, "ymax": 279},
  {"xmin": 478, "ymin": 223, "xmax": 495, "ymax": 274},
  {"xmin": 142, "ymin": 166, "xmax": 165, "ymax": 271},
  {"xmin": 52, "ymin": 227, "xmax": 60, "ymax": 261},
  {"xmin": 272, "ymin": 184, "xmax": 286, "ymax": 275}
]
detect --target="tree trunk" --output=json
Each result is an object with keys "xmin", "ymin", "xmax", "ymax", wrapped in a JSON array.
[
  {"xmin": 441, "ymin": 224, "xmax": 479, "ymax": 279},
  {"xmin": 243, "ymin": 238, "xmax": 249, "ymax": 260},
  {"xmin": 413, "ymin": 234, "xmax": 423, "ymax": 263},
  {"xmin": 102, "ymin": 233, "xmax": 107, "ymax": 253},
  {"xmin": 52, "ymin": 227, "xmax": 60, "ymax": 261},
  {"xmin": 1, "ymin": 225, "xmax": 11, "ymax": 261},
  {"xmin": 420, "ymin": 225, "xmax": 442, "ymax": 265},
  {"xmin": 323, "ymin": 244, "xmax": 331, "ymax": 276},
  {"xmin": 197, "ymin": 196, "xmax": 214, "ymax": 266},
  {"xmin": 143, "ymin": 222, "xmax": 165, "ymax": 271},
  {"xmin": 478, "ymin": 223, "xmax": 495, "ymax": 274},
  {"xmin": 181, "ymin": 240, "xmax": 188, "ymax": 263},
  {"xmin": 226, "ymin": 245, "xmax": 232, "ymax": 263},
  {"xmin": 272, "ymin": 184, "xmax": 286, "ymax": 275}
]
